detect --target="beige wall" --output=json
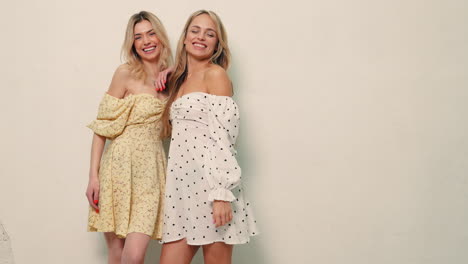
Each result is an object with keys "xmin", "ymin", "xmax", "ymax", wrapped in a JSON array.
[{"xmin": 1, "ymin": 0, "xmax": 467, "ymax": 263}]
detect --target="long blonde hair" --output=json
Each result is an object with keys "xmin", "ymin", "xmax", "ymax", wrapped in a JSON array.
[
  {"xmin": 121, "ymin": 11, "xmax": 173, "ymax": 80},
  {"xmin": 160, "ymin": 10, "xmax": 231, "ymax": 138}
]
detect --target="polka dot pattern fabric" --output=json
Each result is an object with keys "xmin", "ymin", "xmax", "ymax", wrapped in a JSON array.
[{"xmin": 161, "ymin": 92, "xmax": 258, "ymax": 245}]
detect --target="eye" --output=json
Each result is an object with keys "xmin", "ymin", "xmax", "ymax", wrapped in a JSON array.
[
  {"xmin": 191, "ymin": 30, "xmax": 198, "ymax": 34},
  {"xmin": 150, "ymin": 32, "xmax": 156, "ymax": 36},
  {"xmin": 134, "ymin": 36, "xmax": 141, "ymax": 40},
  {"xmin": 207, "ymin": 33, "xmax": 215, "ymax": 38}
]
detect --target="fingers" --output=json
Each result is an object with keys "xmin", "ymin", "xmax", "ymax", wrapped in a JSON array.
[
  {"xmin": 154, "ymin": 77, "xmax": 162, "ymax": 91},
  {"xmin": 155, "ymin": 72, "xmax": 167, "ymax": 92},
  {"xmin": 155, "ymin": 81, "xmax": 164, "ymax": 92},
  {"xmin": 154, "ymin": 76, "xmax": 161, "ymax": 91},
  {"xmin": 158, "ymin": 73, "xmax": 164, "ymax": 91},
  {"xmin": 161, "ymin": 71, "xmax": 167, "ymax": 87},
  {"xmin": 160, "ymin": 71, "xmax": 167, "ymax": 91},
  {"xmin": 86, "ymin": 191, "xmax": 93, "ymax": 207},
  {"xmin": 222, "ymin": 208, "xmax": 233, "ymax": 226},
  {"xmin": 85, "ymin": 185, "xmax": 100, "ymax": 211},
  {"xmin": 228, "ymin": 210, "xmax": 233, "ymax": 223},
  {"xmin": 161, "ymin": 78, "xmax": 166, "ymax": 91},
  {"xmin": 214, "ymin": 214, "xmax": 220, "ymax": 228},
  {"xmin": 213, "ymin": 202, "xmax": 233, "ymax": 227},
  {"xmin": 86, "ymin": 190, "xmax": 98, "ymax": 210},
  {"xmin": 221, "ymin": 213, "xmax": 227, "ymax": 227},
  {"xmin": 213, "ymin": 208, "xmax": 221, "ymax": 228},
  {"xmin": 93, "ymin": 188, "xmax": 100, "ymax": 213},
  {"xmin": 216, "ymin": 211, "xmax": 231, "ymax": 227}
]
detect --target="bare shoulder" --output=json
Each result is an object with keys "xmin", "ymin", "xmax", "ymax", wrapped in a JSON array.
[
  {"xmin": 204, "ymin": 65, "xmax": 232, "ymax": 97},
  {"xmin": 107, "ymin": 64, "xmax": 130, "ymax": 98},
  {"xmin": 114, "ymin": 64, "xmax": 132, "ymax": 79}
]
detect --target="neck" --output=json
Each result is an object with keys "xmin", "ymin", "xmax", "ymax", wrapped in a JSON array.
[
  {"xmin": 187, "ymin": 56, "xmax": 210, "ymax": 75},
  {"xmin": 142, "ymin": 59, "xmax": 160, "ymax": 79}
]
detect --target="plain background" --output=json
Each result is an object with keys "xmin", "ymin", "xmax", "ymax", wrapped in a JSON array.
[{"xmin": 1, "ymin": 0, "xmax": 467, "ymax": 263}]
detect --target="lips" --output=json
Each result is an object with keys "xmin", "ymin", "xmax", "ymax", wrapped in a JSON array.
[
  {"xmin": 143, "ymin": 45, "xmax": 157, "ymax": 53},
  {"xmin": 192, "ymin": 42, "xmax": 207, "ymax": 49}
]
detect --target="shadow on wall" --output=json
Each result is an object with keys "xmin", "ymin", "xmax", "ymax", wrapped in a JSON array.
[
  {"xmin": 0, "ymin": 221, "xmax": 15, "ymax": 264},
  {"xmin": 230, "ymin": 59, "xmax": 266, "ymax": 264},
  {"xmin": 145, "ymin": 242, "xmax": 162, "ymax": 263},
  {"xmin": 230, "ymin": 118, "xmax": 265, "ymax": 263}
]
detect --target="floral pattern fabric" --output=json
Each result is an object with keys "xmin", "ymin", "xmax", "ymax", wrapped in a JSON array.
[{"xmin": 87, "ymin": 93, "xmax": 166, "ymax": 240}]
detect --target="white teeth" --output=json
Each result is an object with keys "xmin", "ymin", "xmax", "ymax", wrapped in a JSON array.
[
  {"xmin": 143, "ymin": 47, "xmax": 156, "ymax": 52},
  {"xmin": 193, "ymin": 43, "xmax": 206, "ymax": 48}
]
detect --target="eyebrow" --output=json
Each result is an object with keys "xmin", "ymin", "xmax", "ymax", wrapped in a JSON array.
[
  {"xmin": 134, "ymin": 29, "xmax": 154, "ymax": 36},
  {"xmin": 190, "ymin": 25, "xmax": 216, "ymax": 32}
]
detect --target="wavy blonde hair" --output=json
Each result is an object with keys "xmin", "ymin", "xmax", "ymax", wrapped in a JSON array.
[
  {"xmin": 121, "ymin": 11, "xmax": 173, "ymax": 80},
  {"xmin": 160, "ymin": 10, "xmax": 231, "ymax": 138}
]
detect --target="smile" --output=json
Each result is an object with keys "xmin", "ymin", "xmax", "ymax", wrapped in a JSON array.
[
  {"xmin": 143, "ymin": 46, "xmax": 157, "ymax": 53},
  {"xmin": 193, "ymin": 42, "xmax": 207, "ymax": 48}
]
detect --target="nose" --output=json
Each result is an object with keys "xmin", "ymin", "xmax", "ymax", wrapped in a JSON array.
[
  {"xmin": 143, "ymin": 35, "xmax": 151, "ymax": 45},
  {"xmin": 196, "ymin": 32, "xmax": 205, "ymax": 41}
]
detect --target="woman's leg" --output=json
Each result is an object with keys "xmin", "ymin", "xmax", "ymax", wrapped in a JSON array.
[
  {"xmin": 103, "ymin": 232, "xmax": 125, "ymax": 264},
  {"xmin": 121, "ymin": 232, "xmax": 151, "ymax": 264},
  {"xmin": 202, "ymin": 242, "xmax": 233, "ymax": 264},
  {"xmin": 160, "ymin": 238, "xmax": 199, "ymax": 264}
]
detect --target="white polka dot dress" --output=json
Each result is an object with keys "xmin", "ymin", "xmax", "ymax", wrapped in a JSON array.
[{"xmin": 161, "ymin": 92, "xmax": 258, "ymax": 245}]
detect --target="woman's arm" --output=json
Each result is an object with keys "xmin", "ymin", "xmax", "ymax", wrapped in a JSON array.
[
  {"xmin": 85, "ymin": 65, "xmax": 129, "ymax": 212},
  {"xmin": 154, "ymin": 66, "xmax": 174, "ymax": 91},
  {"xmin": 85, "ymin": 133, "xmax": 105, "ymax": 212},
  {"xmin": 205, "ymin": 66, "xmax": 235, "ymax": 227}
]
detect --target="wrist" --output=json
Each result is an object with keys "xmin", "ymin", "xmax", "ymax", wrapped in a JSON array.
[{"xmin": 89, "ymin": 171, "xmax": 99, "ymax": 180}]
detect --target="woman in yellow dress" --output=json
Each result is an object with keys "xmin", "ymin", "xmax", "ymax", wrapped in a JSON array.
[{"xmin": 85, "ymin": 11, "xmax": 172, "ymax": 263}]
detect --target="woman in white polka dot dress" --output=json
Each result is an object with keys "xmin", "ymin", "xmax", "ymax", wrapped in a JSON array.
[{"xmin": 159, "ymin": 10, "xmax": 258, "ymax": 264}]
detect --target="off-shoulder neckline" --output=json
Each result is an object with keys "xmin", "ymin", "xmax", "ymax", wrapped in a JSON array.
[
  {"xmin": 105, "ymin": 92, "xmax": 166, "ymax": 102},
  {"xmin": 174, "ymin": 92, "xmax": 232, "ymax": 104}
]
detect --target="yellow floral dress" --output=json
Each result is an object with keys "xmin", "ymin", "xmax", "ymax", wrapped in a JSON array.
[{"xmin": 87, "ymin": 93, "xmax": 166, "ymax": 240}]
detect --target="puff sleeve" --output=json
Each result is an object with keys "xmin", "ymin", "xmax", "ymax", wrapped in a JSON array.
[
  {"xmin": 87, "ymin": 93, "xmax": 136, "ymax": 139},
  {"xmin": 205, "ymin": 95, "xmax": 242, "ymax": 202}
]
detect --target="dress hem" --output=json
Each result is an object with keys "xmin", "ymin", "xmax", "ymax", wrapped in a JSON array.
[
  {"xmin": 160, "ymin": 232, "xmax": 259, "ymax": 246},
  {"xmin": 87, "ymin": 227, "xmax": 162, "ymax": 240}
]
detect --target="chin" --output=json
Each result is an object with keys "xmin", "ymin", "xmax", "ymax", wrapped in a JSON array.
[
  {"xmin": 188, "ymin": 50, "xmax": 212, "ymax": 60},
  {"xmin": 140, "ymin": 54, "xmax": 160, "ymax": 62}
]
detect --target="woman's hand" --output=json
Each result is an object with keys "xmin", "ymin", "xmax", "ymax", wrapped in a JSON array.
[
  {"xmin": 154, "ymin": 67, "xmax": 174, "ymax": 92},
  {"xmin": 213, "ymin": 200, "xmax": 233, "ymax": 227},
  {"xmin": 86, "ymin": 176, "xmax": 100, "ymax": 213}
]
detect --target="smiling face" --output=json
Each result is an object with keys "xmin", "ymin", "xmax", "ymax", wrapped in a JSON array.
[
  {"xmin": 183, "ymin": 14, "xmax": 219, "ymax": 61},
  {"xmin": 133, "ymin": 20, "xmax": 161, "ymax": 62}
]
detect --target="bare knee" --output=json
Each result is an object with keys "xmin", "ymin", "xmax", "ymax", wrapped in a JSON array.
[
  {"xmin": 104, "ymin": 233, "xmax": 124, "ymax": 263},
  {"xmin": 121, "ymin": 249, "xmax": 145, "ymax": 264},
  {"xmin": 204, "ymin": 253, "xmax": 230, "ymax": 264},
  {"xmin": 108, "ymin": 246, "xmax": 123, "ymax": 261},
  {"xmin": 160, "ymin": 239, "xmax": 199, "ymax": 264},
  {"xmin": 120, "ymin": 232, "xmax": 151, "ymax": 264},
  {"xmin": 203, "ymin": 242, "xmax": 233, "ymax": 264}
]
